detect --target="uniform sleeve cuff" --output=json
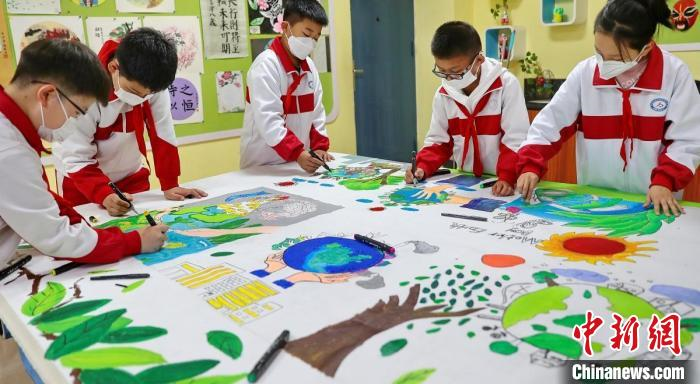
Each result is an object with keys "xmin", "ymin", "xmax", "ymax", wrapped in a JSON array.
[
  {"xmin": 124, "ymin": 230, "xmax": 142, "ymax": 256},
  {"xmin": 159, "ymin": 178, "xmax": 179, "ymax": 192},
  {"xmin": 651, "ymin": 172, "xmax": 675, "ymax": 191},
  {"xmin": 94, "ymin": 186, "xmax": 115, "ymax": 207},
  {"xmin": 520, "ymin": 164, "xmax": 543, "ymax": 178}
]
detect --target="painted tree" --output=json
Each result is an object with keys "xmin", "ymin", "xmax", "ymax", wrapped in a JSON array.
[{"xmin": 285, "ymin": 284, "xmax": 483, "ymax": 377}]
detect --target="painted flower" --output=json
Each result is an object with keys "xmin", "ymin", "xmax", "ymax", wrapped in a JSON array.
[
  {"xmin": 257, "ymin": 0, "xmax": 269, "ymax": 10},
  {"xmin": 273, "ymin": 14, "xmax": 284, "ymax": 34}
]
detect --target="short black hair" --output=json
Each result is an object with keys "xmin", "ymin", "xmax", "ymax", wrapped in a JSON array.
[
  {"xmin": 283, "ymin": 0, "xmax": 328, "ymax": 27},
  {"xmin": 115, "ymin": 27, "xmax": 178, "ymax": 92},
  {"xmin": 431, "ymin": 21, "xmax": 482, "ymax": 59},
  {"xmin": 595, "ymin": 0, "xmax": 673, "ymax": 51},
  {"xmin": 12, "ymin": 39, "xmax": 110, "ymax": 105}
]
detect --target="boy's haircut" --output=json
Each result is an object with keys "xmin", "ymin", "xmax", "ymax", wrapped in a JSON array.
[
  {"xmin": 12, "ymin": 39, "xmax": 111, "ymax": 105},
  {"xmin": 283, "ymin": 0, "xmax": 329, "ymax": 26},
  {"xmin": 431, "ymin": 21, "xmax": 482, "ymax": 59},
  {"xmin": 115, "ymin": 27, "xmax": 178, "ymax": 92}
]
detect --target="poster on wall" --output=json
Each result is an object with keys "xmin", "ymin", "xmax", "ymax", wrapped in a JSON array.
[
  {"xmin": 657, "ymin": 0, "xmax": 700, "ymax": 51},
  {"xmin": 143, "ymin": 16, "xmax": 205, "ymax": 74},
  {"xmin": 200, "ymin": 0, "xmax": 249, "ymax": 59},
  {"xmin": 248, "ymin": 0, "xmax": 284, "ymax": 35},
  {"xmin": 216, "ymin": 71, "xmax": 245, "ymax": 113},
  {"xmin": 115, "ymin": 0, "xmax": 175, "ymax": 13},
  {"xmin": 72, "ymin": 0, "xmax": 109, "ymax": 7},
  {"xmin": 6, "ymin": 0, "xmax": 61, "ymax": 14},
  {"xmin": 169, "ymin": 72, "xmax": 204, "ymax": 125},
  {"xmin": 86, "ymin": 17, "xmax": 142, "ymax": 53},
  {"xmin": 9, "ymin": 16, "xmax": 86, "ymax": 64}
]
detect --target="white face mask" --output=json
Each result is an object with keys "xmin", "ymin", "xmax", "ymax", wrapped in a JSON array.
[
  {"xmin": 285, "ymin": 27, "xmax": 316, "ymax": 60},
  {"xmin": 595, "ymin": 44, "xmax": 648, "ymax": 80},
  {"xmin": 113, "ymin": 70, "xmax": 149, "ymax": 106},
  {"xmin": 441, "ymin": 60, "xmax": 480, "ymax": 91},
  {"xmin": 38, "ymin": 93, "xmax": 79, "ymax": 142}
]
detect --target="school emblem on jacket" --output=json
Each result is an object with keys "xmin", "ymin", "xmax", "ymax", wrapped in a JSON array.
[
  {"xmin": 308, "ymin": 79, "xmax": 315, "ymax": 89},
  {"xmin": 650, "ymin": 98, "xmax": 669, "ymax": 112}
]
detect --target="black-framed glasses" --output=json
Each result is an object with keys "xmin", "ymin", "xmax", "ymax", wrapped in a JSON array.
[
  {"xmin": 432, "ymin": 51, "xmax": 484, "ymax": 80},
  {"xmin": 31, "ymin": 80, "xmax": 87, "ymax": 116}
]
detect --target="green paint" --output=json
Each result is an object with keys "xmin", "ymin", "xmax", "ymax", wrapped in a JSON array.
[
  {"xmin": 458, "ymin": 318, "xmax": 471, "ymax": 326},
  {"xmin": 502, "ymin": 286, "xmax": 573, "ymax": 329},
  {"xmin": 174, "ymin": 374, "xmax": 248, "ymax": 384},
  {"xmin": 80, "ymin": 369, "xmax": 140, "ymax": 384},
  {"xmin": 583, "ymin": 290, "xmax": 592, "ymax": 299},
  {"xmin": 21, "ymin": 282, "xmax": 66, "ymax": 317},
  {"xmin": 121, "ymin": 280, "xmax": 146, "ymax": 293},
  {"xmin": 592, "ymin": 342, "xmax": 604, "ymax": 353},
  {"xmin": 407, "ymin": 323, "xmax": 414, "ymax": 330},
  {"xmin": 305, "ymin": 242, "xmax": 373, "ymax": 273},
  {"xmin": 109, "ymin": 317, "xmax": 133, "ymax": 332},
  {"xmin": 31, "ymin": 299, "xmax": 111, "ymax": 325},
  {"xmin": 392, "ymin": 368, "xmax": 436, "ymax": 384},
  {"xmin": 471, "ymin": 270, "xmax": 480, "ymax": 276},
  {"xmin": 502, "ymin": 275, "xmax": 511, "ymax": 281},
  {"xmin": 553, "ymin": 314, "xmax": 587, "ymax": 329},
  {"xmin": 101, "ymin": 327, "xmax": 168, "ymax": 344},
  {"xmin": 454, "ymin": 265, "xmax": 465, "ymax": 270},
  {"xmin": 426, "ymin": 328, "xmax": 441, "ymax": 334},
  {"xmin": 467, "ymin": 331, "xmax": 476, "ymax": 338},
  {"xmin": 681, "ymin": 329, "xmax": 694, "ymax": 347},
  {"xmin": 532, "ymin": 271, "xmax": 558, "ymax": 284},
  {"xmin": 36, "ymin": 316, "xmax": 90, "ymax": 335},
  {"xmin": 415, "ymin": 276, "xmax": 430, "ymax": 280},
  {"xmin": 210, "ymin": 252, "xmax": 235, "ymax": 257},
  {"xmin": 558, "ymin": 205, "xmax": 675, "ymax": 237},
  {"xmin": 380, "ymin": 339, "xmax": 408, "ymax": 357},
  {"xmin": 45, "ymin": 309, "xmax": 126, "ymax": 360},
  {"xmin": 399, "ymin": 281, "xmax": 410, "ymax": 287},
  {"xmin": 477, "ymin": 296, "xmax": 488, "ymax": 302},
  {"xmin": 87, "ymin": 269, "xmax": 118, "ymax": 275},
  {"xmin": 489, "ymin": 341, "xmax": 518, "ymax": 356},
  {"xmin": 60, "ymin": 347, "xmax": 165, "ymax": 369},
  {"xmin": 681, "ymin": 318, "xmax": 700, "ymax": 333},
  {"xmin": 522, "ymin": 332, "xmax": 582, "ymax": 359},
  {"xmin": 432, "ymin": 319, "xmax": 451, "ymax": 325},
  {"xmin": 597, "ymin": 286, "xmax": 662, "ymax": 319},
  {"xmin": 531, "ymin": 324, "xmax": 548, "ymax": 332},
  {"xmin": 339, "ymin": 175, "xmax": 404, "ymax": 191},
  {"xmin": 136, "ymin": 360, "xmax": 220, "ymax": 384},
  {"xmin": 207, "ymin": 331, "xmax": 243, "ymax": 360}
]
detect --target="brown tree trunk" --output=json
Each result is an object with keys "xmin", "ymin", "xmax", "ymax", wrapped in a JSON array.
[{"xmin": 285, "ymin": 284, "xmax": 482, "ymax": 377}]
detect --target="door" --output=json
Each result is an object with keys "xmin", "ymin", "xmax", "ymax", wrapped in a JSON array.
[{"xmin": 351, "ymin": 0, "xmax": 417, "ymax": 162}]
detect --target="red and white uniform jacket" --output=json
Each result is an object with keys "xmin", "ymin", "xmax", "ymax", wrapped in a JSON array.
[
  {"xmin": 52, "ymin": 40, "xmax": 181, "ymax": 207},
  {"xmin": 518, "ymin": 45, "xmax": 700, "ymax": 194},
  {"xmin": 0, "ymin": 86, "xmax": 141, "ymax": 264},
  {"xmin": 240, "ymin": 36, "xmax": 329, "ymax": 168},
  {"xmin": 416, "ymin": 58, "xmax": 529, "ymax": 185}
]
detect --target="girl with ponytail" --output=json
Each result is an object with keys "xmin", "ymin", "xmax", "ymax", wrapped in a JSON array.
[{"xmin": 517, "ymin": 0, "xmax": 700, "ymax": 217}]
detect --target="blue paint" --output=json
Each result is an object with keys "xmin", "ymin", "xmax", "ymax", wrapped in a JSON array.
[
  {"xmin": 551, "ymin": 268, "xmax": 609, "ymax": 283},
  {"xmin": 462, "ymin": 198, "xmax": 506, "ymax": 212},
  {"xmin": 356, "ymin": 198, "xmax": 373, "ymax": 203},
  {"xmin": 224, "ymin": 190, "xmax": 270, "ymax": 202},
  {"xmin": 307, "ymin": 180, "xmax": 320, "ymax": 184},
  {"xmin": 292, "ymin": 177, "xmax": 307, "ymax": 183},
  {"xmin": 401, "ymin": 207, "xmax": 419, "ymax": 212},
  {"xmin": 137, "ymin": 231, "xmax": 215, "ymax": 266},
  {"xmin": 437, "ymin": 175, "xmax": 484, "ymax": 188},
  {"xmin": 283, "ymin": 237, "xmax": 385, "ymax": 274},
  {"xmin": 320, "ymin": 183, "xmax": 335, "ymax": 187},
  {"xmin": 650, "ymin": 285, "xmax": 700, "ymax": 306}
]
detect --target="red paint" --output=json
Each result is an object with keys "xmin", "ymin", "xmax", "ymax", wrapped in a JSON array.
[
  {"xmin": 369, "ymin": 207, "xmax": 386, "ymax": 212},
  {"xmin": 276, "ymin": 181, "xmax": 296, "ymax": 187},
  {"xmin": 563, "ymin": 237, "xmax": 626, "ymax": 256},
  {"xmin": 481, "ymin": 254, "xmax": 526, "ymax": 268},
  {"xmin": 506, "ymin": 207, "xmax": 521, "ymax": 214}
]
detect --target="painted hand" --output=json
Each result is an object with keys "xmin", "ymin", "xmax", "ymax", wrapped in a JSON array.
[
  {"xmin": 412, "ymin": 185, "xmax": 449, "ymax": 199},
  {"xmin": 287, "ymin": 272, "xmax": 354, "ymax": 284},
  {"xmin": 164, "ymin": 187, "xmax": 208, "ymax": 201},
  {"xmin": 516, "ymin": 172, "xmax": 539, "ymax": 203},
  {"xmin": 645, "ymin": 185, "xmax": 684, "ymax": 217},
  {"xmin": 492, "ymin": 180, "xmax": 514, "ymax": 197},
  {"xmin": 264, "ymin": 252, "xmax": 287, "ymax": 273}
]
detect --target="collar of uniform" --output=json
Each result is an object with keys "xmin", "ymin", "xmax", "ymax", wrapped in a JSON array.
[
  {"xmin": 0, "ymin": 85, "xmax": 48, "ymax": 155},
  {"xmin": 270, "ymin": 36, "xmax": 311, "ymax": 74},
  {"xmin": 592, "ymin": 43, "xmax": 663, "ymax": 92}
]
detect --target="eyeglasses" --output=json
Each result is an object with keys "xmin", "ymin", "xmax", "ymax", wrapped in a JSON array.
[
  {"xmin": 432, "ymin": 51, "xmax": 484, "ymax": 80},
  {"xmin": 31, "ymin": 80, "xmax": 87, "ymax": 116}
]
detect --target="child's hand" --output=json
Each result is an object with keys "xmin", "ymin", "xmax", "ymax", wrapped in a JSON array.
[
  {"xmin": 103, "ymin": 193, "xmax": 132, "ymax": 217},
  {"xmin": 405, "ymin": 168, "xmax": 424, "ymax": 184},
  {"xmin": 516, "ymin": 172, "xmax": 540, "ymax": 202},
  {"xmin": 645, "ymin": 185, "xmax": 684, "ymax": 217},
  {"xmin": 164, "ymin": 187, "xmax": 208, "ymax": 201},
  {"xmin": 297, "ymin": 151, "xmax": 324, "ymax": 173},
  {"xmin": 313, "ymin": 150, "xmax": 335, "ymax": 162},
  {"xmin": 137, "ymin": 224, "xmax": 169, "ymax": 253},
  {"xmin": 492, "ymin": 180, "xmax": 514, "ymax": 197}
]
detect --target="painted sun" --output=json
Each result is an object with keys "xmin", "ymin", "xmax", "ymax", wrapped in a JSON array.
[{"xmin": 536, "ymin": 232, "xmax": 657, "ymax": 264}]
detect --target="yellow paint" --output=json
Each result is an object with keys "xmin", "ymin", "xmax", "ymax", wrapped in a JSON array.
[
  {"xmin": 207, "ymin": 296, "xmax": 238, "ymax": 311},
  {"xmin": 177, "ymin": 265, "xmax": 233, "ymax": 287},
  {"xmin": 243, "ymin": 308, "xmax": 259, "ymax": 318},
  {"xmin": 228, "ymin": 314, "xmax": 245, "ymax": 325},
  {"xmin": 181, "ymin": 263, "xmax": 202, "ymax": 273}
]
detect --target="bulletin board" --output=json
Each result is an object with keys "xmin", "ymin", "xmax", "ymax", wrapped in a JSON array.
[{"xmin": 0, "ymin": 0, "xmax": 338, "ymax": 145}]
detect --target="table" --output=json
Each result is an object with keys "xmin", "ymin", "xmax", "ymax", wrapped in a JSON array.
[{"xmin": 1, "ymin": 153, "xmax": 699, "ymax": 384}]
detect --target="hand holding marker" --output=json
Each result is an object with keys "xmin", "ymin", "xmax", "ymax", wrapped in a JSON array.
[{"xmin": 108, "ymin": 182, "xmax": 157, "ymax": 226}]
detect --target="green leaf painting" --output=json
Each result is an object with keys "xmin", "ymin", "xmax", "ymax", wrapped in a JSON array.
[
  {"xmin": 101, "ymin": 327, "xmax": 168, "ymax": 344},
  {"xmin": 207, "ymin": 331, "xmax": 243, "ymax": 360},
  {"xmin": 393, "ymin": 368, "xmax": 436, "ymax": 384},
  {"xmin": 80, "ymin": 369, "xmax": 140, "ymax": 384},
  {"xmin": 45, "ymin": 309, "xmax": 126, "ymax": 360},
  {"xmin": 121, "ymin": 280, "xmax": 146, "ymax": 293},
  {"xmin": 21, "ymin": 282, "xmax": 66, "ymax": 317},
  {"xmin": 31, "ymin": 299, "xmax": 111, "ymax": 325},
  {"xmin": 380, "ymin": 339, "xmax": 407, "ymax": 357},
  {"xmin": 136, "ymin": 360, "xmax": 220, "ymax": 384},
  {"xmin": 60, "ymin": 347, "xmax": 166, "ymax": 369},
  {"xmin": 174, "ymin": 374, "xmax": 248, "ymax": 384}
]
